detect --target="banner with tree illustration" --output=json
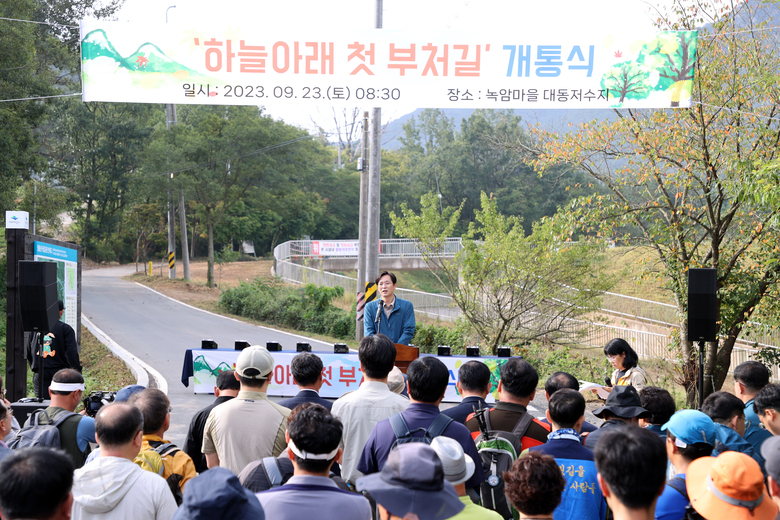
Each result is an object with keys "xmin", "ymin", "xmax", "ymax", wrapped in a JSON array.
[{"xmin": 81, "ymin": 22, "xmax": 697, "ymax": 109}]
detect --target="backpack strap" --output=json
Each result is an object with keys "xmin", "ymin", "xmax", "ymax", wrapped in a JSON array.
[
  {"xmin": 509, "ymin": 412, "xmax": 535, "ymax": 440},
  {"xmin": 483, "ymin": 409, "xmax": 493, "ymax": 431},
  {"xmin": 427, "ymin": 414, "xmax": 453, "ymax": 439},
  {"xmin": 389, "ymin": 413, "xmax": 411, "ymax": 441},
  {"xmin": 152, "ymin": 442, "xmax": 181, "ymax": 458},
  {"xmin": 261, "ymin": 457, "xmax": 284, "ymax": 487},
  {"xmin": 667, "ymin": 477, "xmax": 688, "ymax": 500}
]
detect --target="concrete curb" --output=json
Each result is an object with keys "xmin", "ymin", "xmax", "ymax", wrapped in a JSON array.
[{"xmin": 81, "ymin": 314, "xmax": 169, "ymax": 395}]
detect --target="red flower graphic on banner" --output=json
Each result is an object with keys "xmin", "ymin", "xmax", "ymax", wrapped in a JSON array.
[{"xmin": 135, "ymin": 56, "xmax": 149, "ymax": 68}]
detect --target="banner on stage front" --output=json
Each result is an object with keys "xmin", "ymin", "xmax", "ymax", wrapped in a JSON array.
[{"xmin": 80, "ymin": 22, "xmax": 697, "ymax": 109}]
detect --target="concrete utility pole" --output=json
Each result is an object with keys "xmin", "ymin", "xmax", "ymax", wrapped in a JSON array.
[
  {"xmin": 166, "ymin": 5, "xmax": 177, "ymax": 280},
  {"xmin": 179, "ymin": 189, "xmax": 190, "ymax": 280},
  {"xmin": 366, "ymin": 0, "xmax": 383, "ymax": 289},
  {"xmin": 356, "ymin": 111, "xmax": 369, "ymax": 342}
]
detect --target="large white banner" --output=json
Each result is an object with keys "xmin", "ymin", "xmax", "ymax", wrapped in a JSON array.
[
  {"xmin": 81, "ymin": 22, "xmax": 697, "ymax": 109},
  {"xmin": 188, "ymin": 350, "xmax": 511, "ymax": 402}
]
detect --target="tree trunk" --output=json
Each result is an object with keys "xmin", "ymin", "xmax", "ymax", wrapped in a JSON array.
[{"xmin": 207, "ymin": 219, "xmax": 215, "ymax": 288}]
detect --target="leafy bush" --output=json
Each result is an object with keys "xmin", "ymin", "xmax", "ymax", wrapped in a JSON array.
[
  {"xmin": 516, "ymin": 343, "xmax": 607, "ymax": 384},
  {"xmin": 219, "ymin": 278, "xmax": 355, "ymax": 340},
  {"xmin": 412, "ymin": 320, "xmax": 472, "ymax": 354}
]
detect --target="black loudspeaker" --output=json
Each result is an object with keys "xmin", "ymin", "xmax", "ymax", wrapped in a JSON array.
[
  {"xmin": 688, "ymin": 268, "xmax": 718, "ymax": 342},
  {"xmin": 497, "ymin": 346, "xmax": 512, "ymax": 358},
  {"xmin": 201, "ymin": 339, "xmax": 218, "ymax": 349},
  {"xmin": 437, "ymin": 346, "xmax": 452, "ymax": 356},
  {"xmin": 235, "ymin": 341, "xmax": 250, "ymax": 351},
  {"xmin": 466, "ymin": 346, "xmax": 481, "ymax": 357},
  {"xmin": 296, "ymin": 343, "xmax": 312, "ymax": 352},
  {"xmin": 266, "ymin": 342, "xmax": 282, "ymax": 352},
  {"xmin": 334, "ymin": 343, "xmax": 349, "ymax": 354},
  {"xmin": 18, "ymin": 261, "xmax": 59, "ymax": 333}
]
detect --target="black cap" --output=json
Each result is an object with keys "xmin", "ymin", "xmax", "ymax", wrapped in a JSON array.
[{"xmin": 57, "ymin": 300, "xmax": 65, "ymax": 311}]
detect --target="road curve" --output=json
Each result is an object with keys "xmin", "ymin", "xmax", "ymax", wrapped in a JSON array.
[{"xmin": 82, "ymin": 265, "xmax": 331, "ymax": 445}]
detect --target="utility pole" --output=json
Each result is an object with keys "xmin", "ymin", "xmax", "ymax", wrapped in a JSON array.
[
  {"xmin": 356, "ymin": 111, "xmax": 369, "ymax": 342},
  {"xmin": 366, "ymin": 0, "xmax": 383, "ymax": 292},
  {"xmin": 166, "ymin": 5, "xmax": 177, "ymax": 280},
  {"xmin": 179, "ymin": 189, "xmax": 190, "ymax": 280}
]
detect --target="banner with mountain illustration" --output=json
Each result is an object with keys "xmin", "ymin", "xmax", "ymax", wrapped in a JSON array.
[
  {"xmin": 185, "ymin": 349, "xmax": 511, "ymax": 402},
  {"xmin": 81, "ymin": 22, "xmax": 697, "ymax": 109}
]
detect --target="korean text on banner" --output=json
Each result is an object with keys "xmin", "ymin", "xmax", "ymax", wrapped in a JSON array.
[{"xmin": 81, "ymin": 22, "xmax": 697, "ymax": 109}]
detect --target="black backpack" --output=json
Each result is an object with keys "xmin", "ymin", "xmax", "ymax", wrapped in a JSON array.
[
  {"xmin": 388, "ymin": 413, "xmax": 453, "ymax": 448},
  {"xmin": 667, "ymin": 477, "xmax": 705, "ymax": 520},
  {"xmin": 7, "ymin": 409, "xmax": 77, "ymax": 450}
]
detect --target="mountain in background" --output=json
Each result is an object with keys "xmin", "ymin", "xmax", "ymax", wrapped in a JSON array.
[
  {"xmin": 381, "ymin": 108, "xmax": 619, "ymax": 149},
  {"xmin": 82, "ymin": 29, "xmax": 196, "ymax": 74}
]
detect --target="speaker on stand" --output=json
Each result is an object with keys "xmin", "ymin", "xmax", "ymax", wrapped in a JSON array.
[
  {"xmin": 687, "ymin": 268, "xmax": 717, "ymax": 409},
  {"xmin": 18, "ymin": 261, "xmax": 59, "ymax": 402}
]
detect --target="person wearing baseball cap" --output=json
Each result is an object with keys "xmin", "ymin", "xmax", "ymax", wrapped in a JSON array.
[
  {"xmin": 655, "ymin": 410, "xmax": 716, "ymax": 520},
  {"xmin": 584, "ymin": 385, "xmax": 651, "ymax": 450},
  {"xmin": 430, "ymin": 436, "xmax": 501, "ymax": 520},
  {"xmin": 357, "ymin": 443, "xmax": 465, "ymax": 520},
  {"xmin": 686, "ymin": 451, "xmax": 778, "ymax": 520},
  {"xmin": 202, "ymin": 346, "xmax": 291, "ymax": 474}
]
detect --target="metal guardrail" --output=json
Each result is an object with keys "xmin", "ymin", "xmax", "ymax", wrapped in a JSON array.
[
  {"xmin": 273, "ymin": 239, "xmax": 778, "ymax": 374},
  {"xmin": 274, "ymin": 238, "xmax": 463, "ymax": 261}
]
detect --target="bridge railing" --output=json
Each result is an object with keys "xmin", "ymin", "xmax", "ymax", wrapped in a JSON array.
[{"xmin": 274, "ymin": 238, "xmax": 463, "ymax": 261}]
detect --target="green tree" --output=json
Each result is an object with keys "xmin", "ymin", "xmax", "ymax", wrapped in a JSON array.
[
  {"xmin": 392, "ymin": 192, "xmax": 611, "ymax": 353},
  {"xmin": 43, "ymin": 100, "xmax": 158, "ymax": 260},
  {"xmin": 526, "ymin": 1, "xmax": 780, "ymax": 405},
  {"xmin": 639, "ymin": 31, "xmax": 697, "ymax": 107},
  {"xmin": 601, "ymin": 62, "xmax": 651, "ymax": 104}
]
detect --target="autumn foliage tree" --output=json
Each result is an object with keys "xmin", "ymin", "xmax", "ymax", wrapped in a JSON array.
[{"xmin": 521, "ymin": 1, "xmax": 780, "ymax": 405}]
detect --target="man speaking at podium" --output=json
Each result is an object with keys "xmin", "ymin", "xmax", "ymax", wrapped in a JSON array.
[{"xmin": 364, "ymin": 272, "xmax": 416, "ymax": 345}]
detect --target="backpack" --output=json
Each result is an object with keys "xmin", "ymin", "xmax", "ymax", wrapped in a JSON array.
[
  {"xmin": 388, "ymin": 413, "xmax": 453, "ymax": 449},
  {"xmin": 7, "ymin": 409, "xmax": 77, "ymax": 450},
  {"xmin": 667, "ymin": 477, "xmax": 706, "ymax": 520},
  {"xmin": 261, "ymin": 456, "xmax": 287, "ymax": 489},
  {"xmin": 134, "ymin": 440, "xmax": 185, "ymax": 506},
  {"xmin": 473, "ymin": 409, "xmax": 534, "ymax": 520}
]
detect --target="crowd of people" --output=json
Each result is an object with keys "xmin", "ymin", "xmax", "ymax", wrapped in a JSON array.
[{"xmin": 3, "ymin": 334, "xmax": 780, "ymax": 520}]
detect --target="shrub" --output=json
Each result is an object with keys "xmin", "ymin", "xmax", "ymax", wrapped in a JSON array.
[{"xmin": 219, "ymin": 278, "xmax": 355, "ymax": 340}]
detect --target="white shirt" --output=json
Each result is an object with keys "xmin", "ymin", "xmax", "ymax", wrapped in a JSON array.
[{"xmin": 331, "ymin": 380, "xmax": 409, "ymax": 483}]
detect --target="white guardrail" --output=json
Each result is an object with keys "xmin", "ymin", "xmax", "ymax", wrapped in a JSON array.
[{"xmin": 273, "ymin": 239, "xmax": 779, "ymax": 375}]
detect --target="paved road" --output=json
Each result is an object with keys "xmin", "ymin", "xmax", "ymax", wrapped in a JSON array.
[
  {"xmin": 82, "ymin": 266, "xmax": 601, "ymax": 447},
  {"xmin": 82, "ymin": 265, "xmax": 331, "ymax": 446}
]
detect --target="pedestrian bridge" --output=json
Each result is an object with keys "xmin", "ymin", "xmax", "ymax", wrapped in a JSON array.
[{"xmin": 273, "ymin": 238, "xmax": 462, "ymax": 272}]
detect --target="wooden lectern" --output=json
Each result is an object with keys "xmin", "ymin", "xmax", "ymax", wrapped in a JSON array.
[{"xmin": 394, "ymin": 343, "xmax": 419, "ymax": 374}]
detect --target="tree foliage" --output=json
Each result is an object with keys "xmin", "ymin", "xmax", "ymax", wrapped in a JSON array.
[
  {"xmin": 524, "ymin": 1, "xmax": 780, "ymax": 406},
  {"xmin": 392, "ymin": 192, "xmax": 611, "ymax": 353}
]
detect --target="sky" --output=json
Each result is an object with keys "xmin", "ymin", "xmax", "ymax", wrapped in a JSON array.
[{"xmin": 107, "ymin": 0, "xmax": 674, "ymax": 133}]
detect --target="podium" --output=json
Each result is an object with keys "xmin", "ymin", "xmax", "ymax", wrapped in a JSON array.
[{"xmin": 394, "ymin": 343, "xmax": 419, "ymax": 374}]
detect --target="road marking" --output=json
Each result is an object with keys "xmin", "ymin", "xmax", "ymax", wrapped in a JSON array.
[
  {"xmin": 81, "ymin": 314, "xmax": 168, "ymax": 395},
  {"xmin": 132, "ymin": 282, "xmax": 333, "ymax": 347}
]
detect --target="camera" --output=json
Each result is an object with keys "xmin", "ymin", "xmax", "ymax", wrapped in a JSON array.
[{"xmin": 82, "ymin": 391, "xmax": 116, "ymax": 417}]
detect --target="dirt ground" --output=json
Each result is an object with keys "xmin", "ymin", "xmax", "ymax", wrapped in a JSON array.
[{"xmin": 123, "ymin": 258, "xmax": 274, "ymax": 307}]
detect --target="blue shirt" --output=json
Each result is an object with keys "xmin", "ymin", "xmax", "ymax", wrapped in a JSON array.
[
  {"xmin": 655, "ymin": 474, "xmax": 689, "ymax": 520},
  {"xmin": 744, "ymin": 399, "xmax": 771, "ymax": 471},
  {"xmin": 644, "ymin": 424, "xmax": 667, "ymax": 442},
  {"xmin": 529, "ymin": 437, "xmax": 606, "ymax": 520},
  {"xmin": 357, "ymin": 403, "xmax": 485, "ymax": 489},
  {"xmin": 441, "ymin": 396, "xmax": 493, "ymax": 424},
  {"xmin": 711, "ymin": 423, "xmax": 760, "ymax": 467},
  {"xmin": 256, "ymin": 475, "xmax": 371, "ymax": 520},
  {"xmin": 363, "ymin": 297, "xmax": 416, "ymax": 345}
]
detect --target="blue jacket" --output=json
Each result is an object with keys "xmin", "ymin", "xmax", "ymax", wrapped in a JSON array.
[
  {"xmin": 711, "ymin": 423, "xmax": 761, "ymax": 466},
  {"xmin": 529, "ymin": 438, "xmax": 607, "ymax": 520},
  {"xmin": 277, "ymin": 389, "xmax": 333, "ymax": 411},
  {"xmin": 745, "ymin": 398, "xmax": 772, "ymax": 470},
  {"xmin": 363, "ymin": 297, "xmax": 416, "ymax": 345}
]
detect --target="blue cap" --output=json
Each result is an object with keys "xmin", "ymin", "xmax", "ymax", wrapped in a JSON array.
[
  {"xmin": 115, "ymin": 384, "xmax": 145, "ymax": 402},
  {"xmin": 662, "ymin": 409, "xmax": 716, "ymax": 447}
]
